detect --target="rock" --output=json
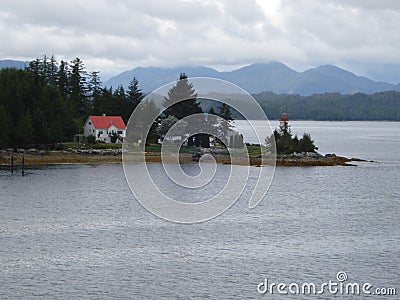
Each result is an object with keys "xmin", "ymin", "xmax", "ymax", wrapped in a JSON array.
[
  {"xmin": 192, "ymin": 152, "xmax": 202, "ymax": 158},
  {"xmin": 304, "ymin": 152, "xmax": 322, "ymax": 158},
  {"xmin": 27, "ymin": 148, "xmax": 39, "ymax": 154},
  {"xmin": 70, "ymin": 148, "xmax": 122, "ymax": 156}
]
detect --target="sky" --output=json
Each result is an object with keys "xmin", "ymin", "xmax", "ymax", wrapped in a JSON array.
[{"xmin": 1, "ymin": 0, "xmax": 400, "ymax": 83}]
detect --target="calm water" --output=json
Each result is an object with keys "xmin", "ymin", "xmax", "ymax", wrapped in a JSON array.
[{"xmin": 1, "ymin": 121, "xmax": 399, "ymax": 299}]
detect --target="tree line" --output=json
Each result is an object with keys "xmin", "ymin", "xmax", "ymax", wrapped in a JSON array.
[
  {"xmin": 0, "ymin": 55, "xmax": 143, "ymax": 148},
  {"xmin": 253, "ymin": 91, "xmax": 400, "ymax": 120},
  {"xmin": 265, "ymin": 119, "xmax": 318, "ymax": 155}
]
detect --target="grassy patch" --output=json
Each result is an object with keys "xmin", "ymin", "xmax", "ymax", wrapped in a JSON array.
[
  {"xmin": 245, "ymin": 143, "xmax": 265, "ymax": 157},
  {"xmin": 61, "ymin": 142, "xmax": 122, "ymax": 150},
  {"xmin": 145, "ymin": 143, "xmax": 200, "ymax": 154}
]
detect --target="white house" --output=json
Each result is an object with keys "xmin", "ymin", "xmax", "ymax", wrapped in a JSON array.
[{"xmin": 83, "ymin": 115, "xmax": 127, "ymax": 143}]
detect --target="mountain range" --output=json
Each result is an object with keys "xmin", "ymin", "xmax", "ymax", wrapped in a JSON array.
[
  {"xmin": 2, "ymin": 59, "xmax": 400, "ymax": 95},
  {"xmin": 105, "ymin": 62, "xmax": 400, "ymax": 95},
  {"xmin": 0, "ymin": 59, "xmax": 27, "ymax": 70}
]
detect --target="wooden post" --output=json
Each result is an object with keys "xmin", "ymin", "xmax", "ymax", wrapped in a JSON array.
[
  {"xmin": 21, "ymin": 153, "xmax": 25, "ymax": 176},
  {"xmin": 11, "ymin": 154, "xmax": 14, "ymax": 174}
]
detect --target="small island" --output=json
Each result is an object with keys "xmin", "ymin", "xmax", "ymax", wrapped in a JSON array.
[{"xmin": 262, "ymin": 113, "xmax": 366, "ymax": 166}]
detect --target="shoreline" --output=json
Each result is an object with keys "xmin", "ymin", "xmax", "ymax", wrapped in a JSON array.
[{"xmin": 0, "ymin": 150, "xmax": 368, "ymax": 167}]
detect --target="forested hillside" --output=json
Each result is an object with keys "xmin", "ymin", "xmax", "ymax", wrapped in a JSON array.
[
  {"xmin": 0, "ymin": 56, "xmax": 142, "ymax": 148},
  {"xmin": 253, "ymin": 91, "xmax": 400, "ymax": 120}
]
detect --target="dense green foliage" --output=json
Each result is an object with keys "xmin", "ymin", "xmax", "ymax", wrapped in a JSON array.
[
  {"xmin": 254, "ymin": 91, "xmax": 400, "ymax": 120},
  {"xmin": 0, "ymin": 55, "xmax": 142, "ymax": 148},
  {"xmin": 161, "ymin": 73, "xmax": 205, "ymax": 146},
  {"xmin": 202, "ymin": 91, "xmax": 400, "ymax": 120},
  {"xmin": 162, "ymin": 73, "xmax": 202, "ymax": 119},
  {"xmin": 265, "ymin": 121, "xmax": 318, "ymax": 155}
]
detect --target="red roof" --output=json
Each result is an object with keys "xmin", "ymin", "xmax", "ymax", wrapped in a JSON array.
[{"xmin": 89, "ymin": 116, "xmax": 126, "ymax": 129}]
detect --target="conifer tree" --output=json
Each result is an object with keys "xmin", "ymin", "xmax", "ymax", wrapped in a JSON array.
[
  {"xmin": 162, "ymin": 73, "xmax": 202, "ymax": 119},
  {"xmin": 69, "ymin": 57, "xmax": 88, "ymax": 117},
  {"xmin": 127, "ymin": 76, "xmax": 143, "ymax": 111},
  {"xmin": 15, "ymin": 110, "xmax": 34, "ymax": 147}
]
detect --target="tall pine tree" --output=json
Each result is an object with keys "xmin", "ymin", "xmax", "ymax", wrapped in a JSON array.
[
  {"xmin": 127, "ymin": 76, "xmax": 143, "ymax": 111},
  {"xmin": 69, "ymin": 57, "xmax": 88, "ymax": 117},
  {"xmin": 162, "ymin": 73, "xmax": 202, "ymax": 119}
]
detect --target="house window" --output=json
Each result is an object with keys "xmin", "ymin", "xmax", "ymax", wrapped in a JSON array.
[
  {"xmin": 117, "ymin": 130, "xmax": 123, "ymax": 134},
  {"xmin": 99, "ymin": 131, "xmax": 103, "ymax": 134},
  {"xmin": 89, "ymin": 122, "xmax": 92, "ymax": 125}
]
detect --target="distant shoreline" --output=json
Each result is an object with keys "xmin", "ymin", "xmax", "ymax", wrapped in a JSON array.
[{"xmin": 239, "ymin": 119, "xmax": 400, "ymax": 122}]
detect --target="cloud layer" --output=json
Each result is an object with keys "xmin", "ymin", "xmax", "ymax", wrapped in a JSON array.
[{"xmin": 1, "ymin": 0, "xmax": 399, "ymax": 80}]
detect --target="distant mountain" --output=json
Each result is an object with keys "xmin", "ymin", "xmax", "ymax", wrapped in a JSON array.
[
  {"xmin": 104, "ymin": 62, "xmax": 400, "ymax": 95},
  {"xmin": 220, "ymin": 62, "xmax": 298, "ymax": 94},
  {"xmin": 295, "ymin": 65, "xmax": 395, "ymax": 95},
  {"xmin": 0, "ymin": 60, "xmax": 27, "ymax": 70},
  {"xmin": 105, "ymin": 66, "xmax": 220, "ymax": 92}
]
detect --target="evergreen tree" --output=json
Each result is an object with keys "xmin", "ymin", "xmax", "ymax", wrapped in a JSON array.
[
  {"xmin": 218, "ymin": 103, "xmax": 233, "ymax": 121},
  {"xmin": 69, "ymin": 57, "xmax": 88, "ymax": 117},
  {"xmin": 88, "ymin": 71, "xmax": 102, "ymax": 95},
  {"xmin": 14, "ymin": 110, "xmax": 34, "ymax": 147},
  {"xmin": 292, "ymin": 134, "xmax": 299, "ymax": 152},
  {"xmin": 57, "ymin": 60, "xmax": 69, "ymax": 97},
  {"xmin": 33, "ymin": 107, "xmax": 50, "ymax": 145},
  {"xmin": 40, "ymin": 54, "xmax": 49, "ymax": 83},
  {"xmin": 27, "ymin": 58, "xmax": 42, "ymax": 85},
  {"xmin": 113, "ymin": 84, "xmax": 127, "ymax": 117},
  {"xmin": 162, "ymin": 73, "xmax": 202, "ymax": 119},
  {"xmin": 0, "ymin": 105, "xmax": 10, "ymax": 148},
  {"xmin": 217, "ymin": 102, "xmax": 234, "ymax": 138},
  {"xmin": 95, "ymin": 87, "xmax": 114, "ymax": 116},
  {"xmin": 208, "ymin": 107, "xmax": 217, "ymax": 115},
  {"xmin": 48, "ymin": 55, "xmax": 58, "ymax": 86},
  {"xmin": 297, "ymin": 133, "xmax": 318, "ymax": 153},
  {"xmin": 162, "ymin": 73, "xmax": 203, "ymax": 146},
  {"xmin": 266, "ymin": 126, "xmax": 318, "ymax": 155},
  {"xmin": 88, "ymin": 71, "xmax": 102, "ymax": 114},
  {"xmin": 127, "ymin": 76, "xmax": 143, "ymax": 111}
]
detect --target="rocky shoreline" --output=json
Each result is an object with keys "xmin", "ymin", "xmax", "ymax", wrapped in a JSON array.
[
  {"xmin": 275, "ymin": 152, "xmax": 368, "ymax": 166},
  {"xmin": 0, "ymin": 148, "xmax": 368, "ymax": 167}
]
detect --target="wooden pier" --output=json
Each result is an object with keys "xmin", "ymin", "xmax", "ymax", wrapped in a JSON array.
[{"xmin": 1, "ymin": 153, "xmax": 26, "ymax": 176}]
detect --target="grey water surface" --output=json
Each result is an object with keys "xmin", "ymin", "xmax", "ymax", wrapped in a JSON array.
[{"xmin": 1, "ymin": 121, "xmax": 399, "ymax": 299}]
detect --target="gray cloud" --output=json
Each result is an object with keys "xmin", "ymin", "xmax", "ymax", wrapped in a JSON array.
[{"xmin": 0, "ymin": 0, "xmax": 399, "ymax": 81}]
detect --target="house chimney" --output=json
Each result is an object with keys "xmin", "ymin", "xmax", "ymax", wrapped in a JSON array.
[{"xmin": 102, "ymin": 113, "xmax": 106, "ymax": 116}]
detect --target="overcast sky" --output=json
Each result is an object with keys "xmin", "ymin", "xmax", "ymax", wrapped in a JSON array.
[{"xmin": 1, "ymin": 0, "xmax": 400, "ymax": 82}]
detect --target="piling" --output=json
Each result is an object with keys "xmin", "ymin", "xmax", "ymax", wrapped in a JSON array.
[{"xmin": 21, "ymin": 154, "xmax": 25, "ymax": 176}]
